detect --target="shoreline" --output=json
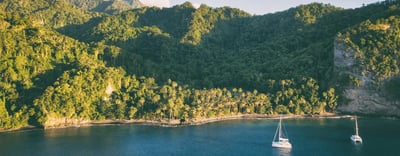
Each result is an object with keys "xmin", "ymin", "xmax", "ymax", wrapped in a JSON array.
[
  {"xmin": 47, "ymin": 113, "xmax": 349, "ymax": 129},
  {"xmin": 0, "ymin": 113, "xmax": 353, "ymax": 133}
]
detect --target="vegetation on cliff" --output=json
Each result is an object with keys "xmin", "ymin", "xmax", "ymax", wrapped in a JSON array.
[{"xmin": 339, "ymin": 16, "xmax": 400, "ymax": 85}]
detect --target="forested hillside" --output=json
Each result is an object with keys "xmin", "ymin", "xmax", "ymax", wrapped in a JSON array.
[
  {"xmin": 0, "ymin": 0, "xmax": 399, "ymax": 130},
  {"xmin": 65, "ymin": 0, "xmax": 144, "ymax": 14}
]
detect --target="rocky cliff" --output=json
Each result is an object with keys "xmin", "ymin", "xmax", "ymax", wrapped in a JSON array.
[{"xmin": 334, "ymin": 40, "xmax": 400, "ymax": 117}]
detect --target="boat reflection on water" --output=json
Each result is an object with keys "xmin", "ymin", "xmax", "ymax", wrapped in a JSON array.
[
  {"xmin": 352, "ymin": 141, "xmax": 363, "ymax": 154},
  {"xmin": 272, "ymin": 147, "xmax": 292, "ymax": 156}
]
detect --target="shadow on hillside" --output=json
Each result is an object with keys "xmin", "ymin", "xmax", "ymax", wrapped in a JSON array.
[
  {"xmin": 57, "ymin": 17, "xmax": 104, "ymax": 43},
  {"xmin": 14, "ymin": 63, "xmax": 74, "ymax": 126}
]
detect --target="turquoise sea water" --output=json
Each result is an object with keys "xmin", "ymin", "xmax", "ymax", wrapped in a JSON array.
[{"xmin": 0, "ymin": 117, "xmax": 399, "ymax": 156}]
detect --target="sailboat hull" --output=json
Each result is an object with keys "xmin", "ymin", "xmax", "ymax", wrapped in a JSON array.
[
  {"xmin": 350, "ymin": 135, "xmax": 363, "ymax": 143},
  {"xmin": 272, "ymin": 141, "xmax": 292, "ymax": 148}
]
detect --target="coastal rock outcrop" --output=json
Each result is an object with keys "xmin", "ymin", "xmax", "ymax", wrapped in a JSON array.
[
  {"xmin": 334, "ymin": 40, "xmax": 400, "ymax": 116},
  {"xmin": 43, "ymin": 117, "xmax": 90, "ymax": 129}
]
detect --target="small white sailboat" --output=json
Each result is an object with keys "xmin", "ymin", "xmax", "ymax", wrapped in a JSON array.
[
  {"xmin": 272, "ymin": 116, "xmax": 292, "ymax": 148},
  {"xmin": 350, "ymin": 116, "xmax": 363, "ymax": 143}
]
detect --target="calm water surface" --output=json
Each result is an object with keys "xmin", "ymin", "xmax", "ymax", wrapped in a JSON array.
[{"xmin": 0, "ymin": 117, "xmax": 399, "ymax": 156}]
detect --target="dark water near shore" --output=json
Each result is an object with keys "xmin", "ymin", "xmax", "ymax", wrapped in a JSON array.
[{"xmin": 0, "ymin": 117, "xmax": 399, "ymax": 156}]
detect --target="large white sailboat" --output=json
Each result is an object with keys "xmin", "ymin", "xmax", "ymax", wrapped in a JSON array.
[
  {"xmin": 350, "ymin": 116, "xmax": 363, "ymax": 143},
  {"xmin": 272, "ymin": 117, "xmax": 292, "ymax": 148}
]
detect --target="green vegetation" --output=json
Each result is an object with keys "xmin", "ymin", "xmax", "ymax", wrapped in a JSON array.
[
  {"xmin": 0, "ymin": 0, "xmax": 96, "ymax": 28},
  {"xmin": 34, "ymin": 70, "xmax": 338, "ymax": 124},
  {"xmin": 65, "ymin": 0, "xmax": 144, "ymax": 14},
  {"xmin": 0, "ymin": 0, "xmax": 399, "ymax": 129},
  {"xmin": 340, "ymin": 16, "xmax": 400, "ymax": 83}
]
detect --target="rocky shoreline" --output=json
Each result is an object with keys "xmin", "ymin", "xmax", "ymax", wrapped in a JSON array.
[{"xmin": 0, "ymin": 113, "xmax": 354, "ymax": 133}]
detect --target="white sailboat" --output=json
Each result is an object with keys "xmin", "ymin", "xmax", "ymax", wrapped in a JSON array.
[
  {"xmin": 350, "ymin": 116, "xmax": 363, "ymax": 143},
  {"xmin": 272, "ymin": 116, "xmax": 292, "ymax": 148}
]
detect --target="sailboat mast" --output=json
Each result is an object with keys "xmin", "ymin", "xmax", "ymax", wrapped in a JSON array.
[
  {"xmin": 278, "ymin": 117, "xmax": 282, "ymax": 138},
  {"xmin": 273, "ymin": 118, "xmax": 279, "ymax": 142},
  {"xmin": 355, "ymin": 116, "xmax": 359, "ymax": 136}
]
